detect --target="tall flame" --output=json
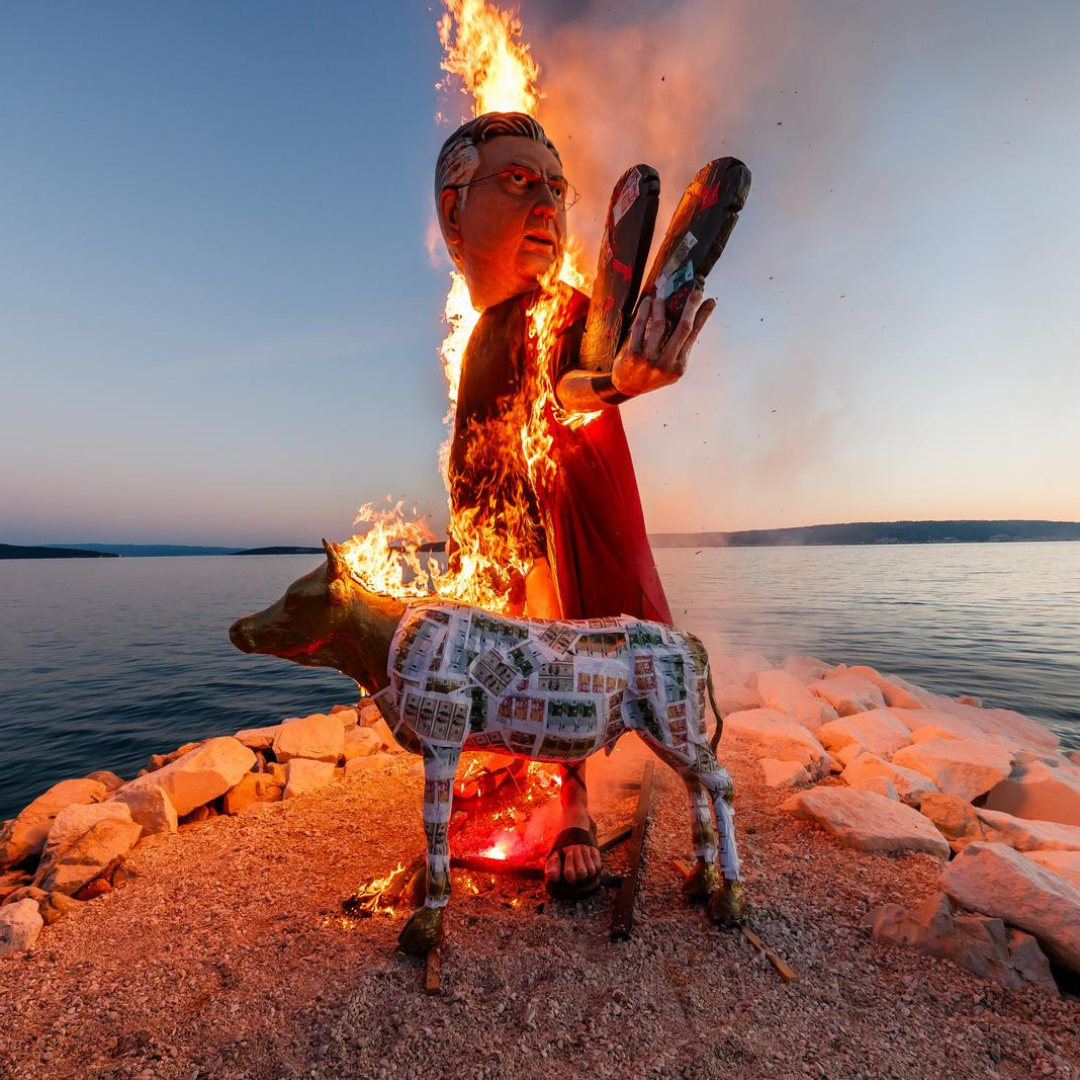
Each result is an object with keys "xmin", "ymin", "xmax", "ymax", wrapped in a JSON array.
[{"xmin": 343, "ymin": 0, "xmax": 598, "ymax": 614}]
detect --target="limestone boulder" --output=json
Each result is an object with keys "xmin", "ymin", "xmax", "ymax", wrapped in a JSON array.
[
  {"xmin": 975, "ymin": 808, "xmax": 1080, "ymax": 853},
  {"xmin": 1, "ymin": 886, "xmax": 82, "ymax": 926},
  {"xmin": 842, "ymin": 753, "xmax": 939, "ymax": 808},
  {"xmin": 892, "ymin": 700, "xmax": 1058, "ymax": 756},
  {"xmin": 0, "ymin": 898, "xmax": 44, "ymax": 956},
  {"xmin": 85, "ymin": 770, "xmax": 125, "ymax": 793},
  {"xmin": 919, "ymin": 792, "xmax": 986, "ymax": 843},
  {"xmin": 222, "ymin": 772, "xmax": 285, "ymax": 814},
  {"xmin": 330, "ymin": 705, "xmax": 359, "ymax": 730},
  {"xmin": 272, "ymin": 714, "xmax": 344, "ymax": 764},
  {"xmin": 343, "ymin": 726, "xmax": 382, "ymax": 762},
  {"xmin": 942, "ymin": 841, "xmax": 1080, "ymax": 973},
  {"xmin": 107, "ymin": 785, "xmax": 177, "ymax": 836},
  {"xmin": 0, "ymin": 778, "xmax": 108, "ymax": 870},
  {"xmin": 344, "ymin": 753, "xmax": 393, "ymax": 779},
  {"xmin": 756, "ymin": 669, "xmax": 838, "ymax": 732},
  {"xmin": 234, "ymin": 725, "xmax": 280, "ymax": 751},
  {"xmin": 863, "ymin": 891, "xmax": 1056, "ymax": 993},
  {"xmin": 892, "ymin": 738, "xmax": 1013, "ymax": 802},
  {"xmin": 117, "ymin": 737, "xmax": 256, "ymax": 817},
  {"xmin": 0, "ymin": 871, "xmax": 32, "ymax": 904},
  {"xmin": 809, "ymin": 674, "xmax": 886, "ymax": 717},
  {"xmin": 780, "ymin": 655, "xmax": 832, "ymax": 683},
  {"xmin": 861, "ymin": 777, "xmax": 899, "ymax": 801},
  {"xmin": 781, "ymin": 787, "xmax": 949, "ymax": 857},
  {"xmin": 983, "ymin": 758, "xmax": 1080, "ymax": 828},
  {"xmin": 1025, "ymin": 851, "xmax": 1080, "ymax": 891},
  {"xmin": 760, "ymin": 759, "xmax": 811, "ymax": 790},
  {"xmin": 722, "ymin": 709, "xmax": 828, "ymax": 776},
  {"xmin": 834, "ymin": 743, "xmax": 863, "ymax": 768},
  {"xmin": 38, "ymin": 802, "xmax": 134, "ymax": 870},
  {"xmin": 818, "ymin": 709, "xmax": 912, "ymax": 759},
  {"xmin": 283, "ymin": 759, "xmax": 336, "ymax": 799},
  {"xmin": 841, "ymin": 666, "xmax": 926, "ymax": 710},
  {"xmin": 711, "ymin": 683, "xmax": 763, "ymax": 717},
  {"xmin": 34, "ymin": 818, "xmax": 142, "ymax": 896}
]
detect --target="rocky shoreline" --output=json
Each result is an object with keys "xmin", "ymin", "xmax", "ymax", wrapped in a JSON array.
[{"xmin": 2, "ymin": 654, "xmax": 1080, "ymax": 1077}]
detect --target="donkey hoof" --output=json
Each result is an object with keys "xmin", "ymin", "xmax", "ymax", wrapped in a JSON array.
[
  {"xmin": 708, "ymin": 880, "xmax": 748, "ymax": 925},
  {"xmin": 682, "ymin": 860, "xmax": 721, "ymax": 901},
  {"xmin": 398, "ymin": 906, "xmax": 444, "ymax": 955}
]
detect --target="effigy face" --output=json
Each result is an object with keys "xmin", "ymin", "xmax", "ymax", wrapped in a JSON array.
[{"xmin": 439, "ymin": 135, "xmax": 567, "ymax": 310}]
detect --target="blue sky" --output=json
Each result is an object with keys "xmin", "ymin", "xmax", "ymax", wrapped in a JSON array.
[{"xmin": 1, "ymin": 1, "xmax": 1078, "ymax": 546}]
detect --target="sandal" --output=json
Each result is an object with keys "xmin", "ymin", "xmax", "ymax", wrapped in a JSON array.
[{"xmin": 545, "ymin": 818, "xmax": 602, "ymax": 900}]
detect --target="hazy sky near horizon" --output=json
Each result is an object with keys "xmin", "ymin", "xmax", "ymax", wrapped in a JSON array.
[{"xmin": 2, "ymin": 0, "xmax": 1078, "ymax": 547}]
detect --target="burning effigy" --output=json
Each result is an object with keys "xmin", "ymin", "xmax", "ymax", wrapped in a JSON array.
[{"xmin": 230, "ymin": 0, "xmax": 753, "ymax": 958}]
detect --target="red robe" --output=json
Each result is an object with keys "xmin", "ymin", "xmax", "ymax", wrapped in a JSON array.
[{"xmin": 450, "ymin": 287, "xmax": 672, "ymax": 626}]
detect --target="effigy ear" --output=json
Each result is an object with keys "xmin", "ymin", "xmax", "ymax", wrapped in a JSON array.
[{"xmin": 322, "ymin": 539, "xmax": 347, "ymax": 580}]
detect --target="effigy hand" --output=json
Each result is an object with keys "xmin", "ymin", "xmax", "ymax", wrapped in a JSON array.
[{"xmin": 611, "ymin": 285, "xmax": 716, "ymax": 398}]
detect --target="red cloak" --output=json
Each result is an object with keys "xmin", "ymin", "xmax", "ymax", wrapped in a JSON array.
[{"xmin": 450, "ymin": 287, "xmax": 672, "ymax": 626}]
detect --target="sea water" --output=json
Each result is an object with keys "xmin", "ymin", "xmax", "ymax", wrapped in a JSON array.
[{"xmin": 1, "ymin": 543, "xmax": 1077, "ymax": 820}]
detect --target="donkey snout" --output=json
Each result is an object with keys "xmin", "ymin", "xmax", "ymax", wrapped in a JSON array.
[{"xmin": 229, "ymin": 617, "xmax": 255, "ymax": 653}]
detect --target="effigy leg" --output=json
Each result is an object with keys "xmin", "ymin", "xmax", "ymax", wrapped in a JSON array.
[
  {"xmin": 636, "ymin": 733, "xmax": 746, "ymax": 925},
  {"xmin": 398, "ymin": 742, "xmax": 462, "ymax": 956}
]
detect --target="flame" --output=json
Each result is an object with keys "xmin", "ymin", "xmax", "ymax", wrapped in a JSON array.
[
  {"xmin": 342, "ymin": 861, "xmax": 408, "ymax": 918},
  {"xmin": 480, "ymin": 838, "xmax": 511, "ymax": 860},
  {"xmin": 437, "ymin": 0, "xmax": 540, "ymax": 118}
]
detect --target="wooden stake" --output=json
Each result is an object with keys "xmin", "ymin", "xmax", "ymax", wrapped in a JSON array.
[
  {"xmin": 424, "ymin": 946, "xmax": 442, "ymax": 995},
  {"xmin": 611, "ymin": 761, "xmax": 655, "ymax": 940},
  {"xmin": 741, "ymin": 925, "xmax": 798, "ymax": 983}
]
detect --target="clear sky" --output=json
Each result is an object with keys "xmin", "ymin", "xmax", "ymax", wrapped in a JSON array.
[{"xmin": 2, "ymin": 0, "xmax": 1078, "ymax": 547}]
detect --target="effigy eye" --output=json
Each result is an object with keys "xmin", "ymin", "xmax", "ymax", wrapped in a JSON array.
[{"xmin": 507, "ymin": 170, "xmax": 531, "ymax": 191}]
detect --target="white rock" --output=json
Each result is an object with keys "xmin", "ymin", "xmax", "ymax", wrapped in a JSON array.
[
  {"xmin": 272, "ymin": 714, "xmax": 344, "ymax": 764},
  {"xmin": 345, "ymin": 753, "xmax": 392, "ymax": 779},
  {"xmin": 233, "ymin": 725, "xmax": 281, "ymax": 751},
  {"xmin": 983, "ymin": 758, "xmax": 1080, "ymax": 828},
  {"xmin": 842, "ymin": 752, "xmax": 939, "ymax": 807},
  {"xmin": 756, "ymin": 670, "xmax": 838, "ymax": 732},
  {"xmin": 722, "ymin": 709, "xmax": 828, "ymax": 775},
  {"xmin": 283, "ymin": 759, "xmax": 336, "ymax": 799},
  {"xmin": 34, "ymin": 818, "xmax": 143, "ymax": 896},
  {"xmin": 39, "ymin": 803, "xmax": 133, "ymax": 868},
  {"xmin": 760, "ymin": 758, "xmax": 811, "ymax": 789},
  {"xmin": 342, "ymin": 726, "xmax": 382, "ymax": 762},
  {"xmin": 781, "ymin": 655, "xmax": 832, "ymax": 683},
  {"xmin": 810, "ymin": 674, "xmax": 886, "ymax": 717},
  {"xmin": 331, "ymin": 706, "xmax": 359, "ymax": 730},
  {"xmin": 117, "ymin": 737, "xmax": 256, "ymax": 817},
  {"xmin": 863, "ymin": 891, "xmax": 1056, "ymax": 993},
  {"xmin": 710, "ymin": 683, "xmax": 763, "ymax": 716},
  {"xmin": 892, "ymin": 738, "xmax": 1013, "ymax": 802},
  {"xmin": 942, "ymin": 841, "xmax": 1080, "ymax": 973},
  {"xmin": 861, "ymin": 777, "xmax": 899, "ymax": 801},
  {"xmin": 892, "ymin": 702, "xmax": 1057, "ymax": 756},
  {"xmin": 1025, "ymin": 850, "xmax": 1080, "ymax": 891},
  {"xmin": 976, "ymin": 808, "xmax": 1080, "ymax": 852},
  {"xmin": 108, "ymin": 785, "xmax": 177, "ymax": 836},
  {"xmin": 0, "ymin": 898, "xmax": 44, "ymax": 956},
  {"xmin": 835, "ymin": 743, "xmax": 863, "ymax": 768},
  {"xmin": 0, "ymin": 778, "xmax": 108, "ymax": 870},
  {"xmin": 710, "ymin": 651, "xmax": 771, "ymax": 689},
  {"xmin": 781, "ymin": 787, "xmax": 949, "ymax": 857},
  {"xmin": 818, "ymin": 708, "xmax": 912, "ymax": 758},
  {"xmin": 842, "ymin": 665, "xmax": 926, "ymax": 710}
]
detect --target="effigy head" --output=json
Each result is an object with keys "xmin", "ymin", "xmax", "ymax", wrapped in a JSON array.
[{"xmin": 435, "ymin": 111, "xmax": 571, "ymax": 310}]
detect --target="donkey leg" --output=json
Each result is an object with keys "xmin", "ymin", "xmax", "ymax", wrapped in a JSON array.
[
  {"xmin": 681, "ymin": 777, "xmax": 722, "ymax": 900},
  {"xmin": 398, "ymin": 742, "xmax": 462, "ymax": 956}
]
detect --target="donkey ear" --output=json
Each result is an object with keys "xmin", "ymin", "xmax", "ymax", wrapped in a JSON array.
[{"xmin": 322, "ymin": 539, "xmax": 347, "ymax": 579}]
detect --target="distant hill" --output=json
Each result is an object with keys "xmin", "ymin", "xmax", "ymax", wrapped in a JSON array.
[
  {"xmin": 45, "ymin": 544, "xmax": 243, "ymax": 557},
  {"xmin": 650, "ymin": 520, "xmax": 1080, "ymax": 548},
  {"xmin": 0, "ymin": 543, "xmax": 118, "ymax": 560},
  {"xmin": 232, "ymin": 546, "xmax": 325, "ymax": 556}
]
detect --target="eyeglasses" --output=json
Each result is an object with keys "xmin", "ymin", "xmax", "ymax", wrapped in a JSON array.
[{"xmin": 447, "ymin": 164, "xmax": 580, "ymax": 209}]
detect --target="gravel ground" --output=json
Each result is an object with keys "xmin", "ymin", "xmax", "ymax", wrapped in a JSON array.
[{"xmin": 1, "ymin": 736, "xmax": 1078, "ymax": 1080}]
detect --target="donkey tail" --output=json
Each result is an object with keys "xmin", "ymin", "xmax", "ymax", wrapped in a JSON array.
[{"xmin": 707, "ymin": 663, "xmax": 725, "ymax": 753}]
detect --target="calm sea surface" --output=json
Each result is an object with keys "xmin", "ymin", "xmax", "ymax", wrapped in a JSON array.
[{"xmin": 1, "ymin": 543, "xmax": 1077, "ymax": 821}]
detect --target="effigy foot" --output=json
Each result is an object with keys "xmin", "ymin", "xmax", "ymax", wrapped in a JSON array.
[
  {"xmin": 398, "ymin": 905, "xmax": 444, "ymax": 956},
  {"xmin": 682, "ymin": 858, "xmax": 721, "ymax": 901},
  {"xmin": 708, "ymin": 879, "xmax": 748, "ymax": 926}
]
